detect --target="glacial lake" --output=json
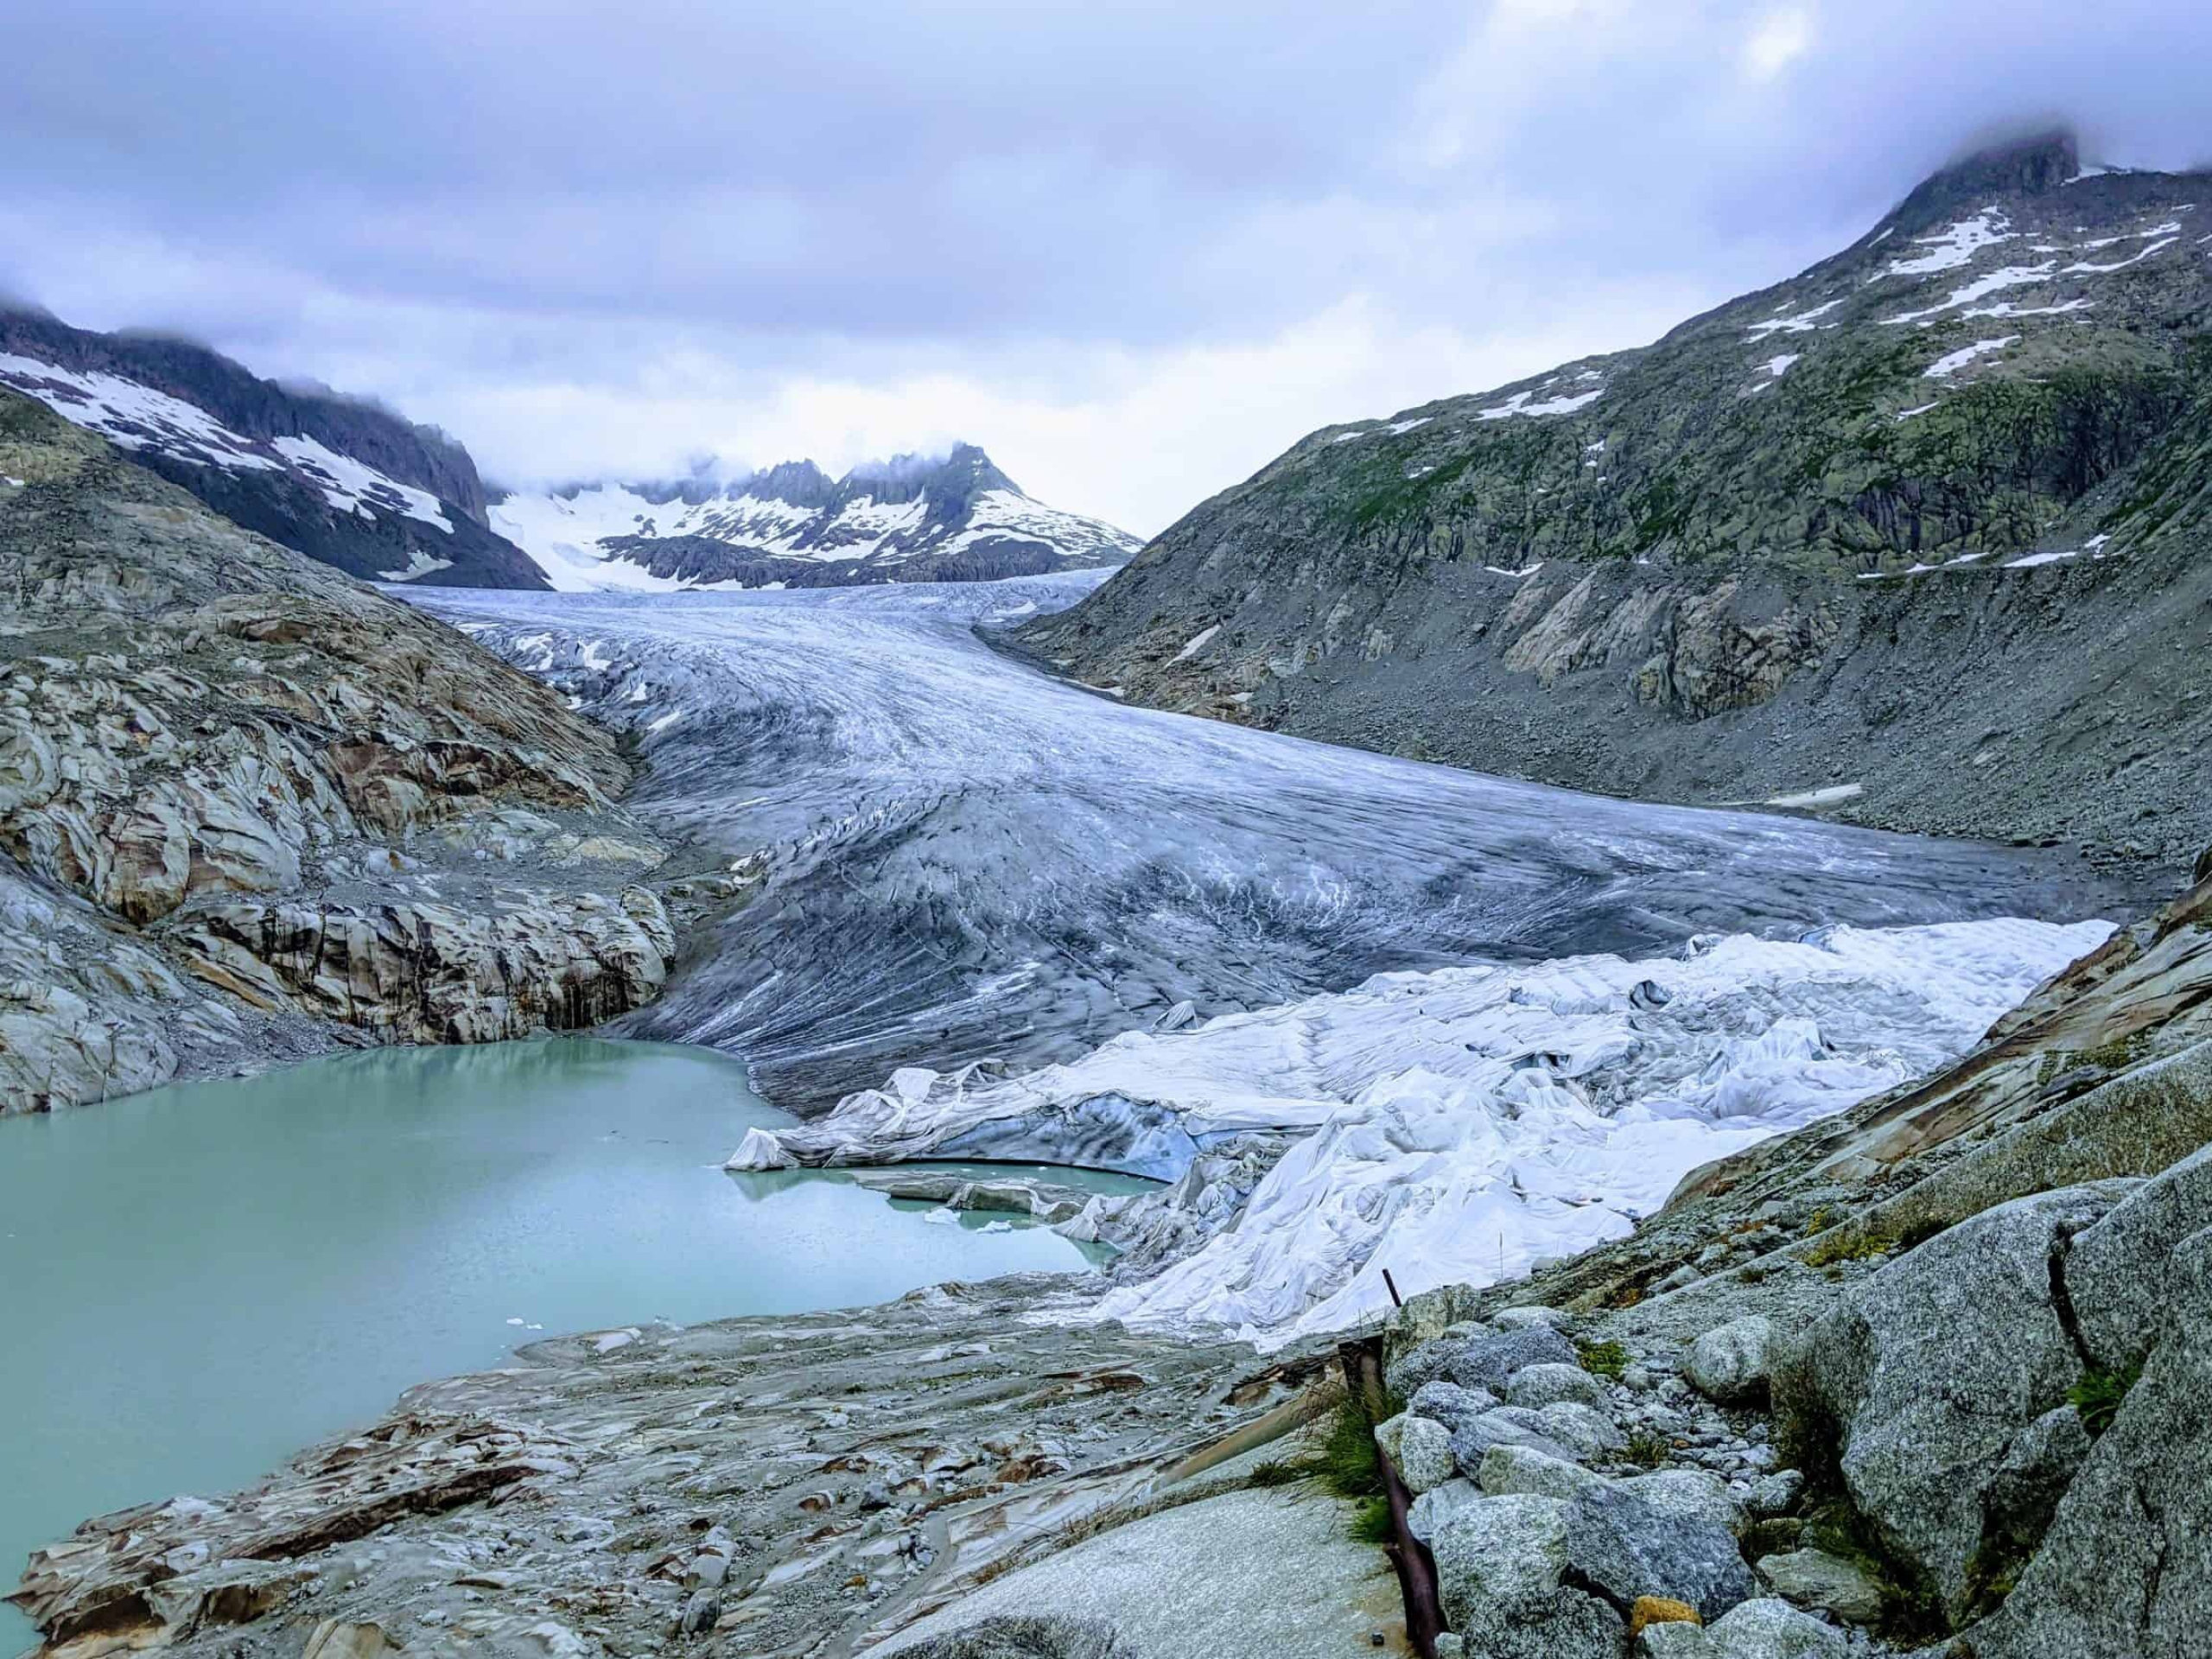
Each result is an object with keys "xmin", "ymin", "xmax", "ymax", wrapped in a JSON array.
[{"xmin": 0, "ymin": 1039, "xmax": 1149, "ymax": 1651}]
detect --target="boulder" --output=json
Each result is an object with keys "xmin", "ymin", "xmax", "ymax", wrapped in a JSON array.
[
  {"xmin": 1521, "ymin": 1402, "xmax": 1624, "ymax": 1460},
  {"xmin": 1964, "ymin": 1224, "xmax": 2212, "ymax": 1658},
  {"xmin": 1754, "ymin": 1548, "xmax": 1884, "ymax": 1625},
  {"xmin": 1701, "ymin": 1598, "xmax": 1848, "ymax": 1657},
  {"xmin": 1974, "ymin": 1404, "xmax": 2092, "ymax": 1593},
  {"xmin": 1408, "ymin": 1379, "xmax": 1499, "ymax": 1432},
  {"xmin": 1491, "ymin": 1306, "xmax": 1573, "ymax": 1332},
  {"xmin": 1408, "ymin": 1478, "xmax": 1484, "ymax": 1546},
  {"xmin": 1562, "ymin": 1475, "xmax": 1759, "ymax": 1622},
  {"xmin": 1629, "ymin": 1596, "xmax": 1701, "ymax": 1639},
  {"xmin": 1625, "ymin": 1468, "xmax": 1747, "ymax": 1539},
  {"xmin": 2065, "ymin": 1137, "xmax": 2212, "ymax": 1372},
  {"xmin": 1391, "ymin": 1324, "xmax": 1579, "ymax": 1399},
  {"xmin": 1431, "ymin": 1494, "xmax": 1624, "ymax": 1659},
  {"xmin": 1478, "ymin": 1444, "xmax": 1607, "ymax": 1503},
  {"xmin": 1686, "ymin": 1317, "xmax": 1777, "ymax": 1405},
  {"xmin": 1449, "ymin": 1408, "xmax": 1580, "ymax": 1473},
  {"xmin": 301, "ymin": 1624, "xmax": 392, "ymax": 1659},
  {"xmin": 1770, "ymin": 1182, "xmax": 2136, "ymax": 1618},
  {"xmin": 1394, "ymin": 1414, "xmax": 1456, "ymax": 1495},
  {"xmin": 1745, "ymin": 1471, "xmax": 1804, "ymax": 1520},
  {"xmin": 1507, "ymin": 1362, "xmax": 1610, "ymax": 1412}
]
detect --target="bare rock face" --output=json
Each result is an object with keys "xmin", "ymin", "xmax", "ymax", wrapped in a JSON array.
[
  {"xmin": 0, "ymin": 387, "xmax": 710, "ymax": 1110},
  {"xmin": 166, "ymin": 888, "xmax": 674, "ymax": 1045},
  {"xmin": 1770, "ymin": 1182, "xmax": 2136, "ymax": 1618}
]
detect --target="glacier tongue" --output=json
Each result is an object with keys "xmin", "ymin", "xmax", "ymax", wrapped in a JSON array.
[{"xmin": 735, "ymin": 915, "xmax": 2109, "ymax": 1347}]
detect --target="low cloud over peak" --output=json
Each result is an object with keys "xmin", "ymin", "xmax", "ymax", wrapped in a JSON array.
[{"xmin": 5, "ymin": 0, "xmax": 2209, "ymax": 534}]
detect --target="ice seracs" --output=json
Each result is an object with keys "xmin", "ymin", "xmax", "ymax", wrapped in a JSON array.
[{"xmin": 731, "ymin": 915, "xmax": 2110, "ymax": 1348}]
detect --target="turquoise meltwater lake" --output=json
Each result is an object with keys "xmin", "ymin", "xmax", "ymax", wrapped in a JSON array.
[{"xmin": 0, "ymin": 1039, "xmax": 1148, "ymax": 1653}]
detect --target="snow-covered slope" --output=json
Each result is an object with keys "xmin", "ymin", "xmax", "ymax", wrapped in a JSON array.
[
  {"xmin": 491, "ymin": 443, "xmax": 1141, "ymax": 591},
  {"xmin": 0, "ymin": 307, "xmax": 545, "ymax": 588}
]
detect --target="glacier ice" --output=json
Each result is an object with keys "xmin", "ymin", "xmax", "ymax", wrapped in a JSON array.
[{"xmin": 736, "ymin": 917, "xmax": 2108, "ymax": 1346}]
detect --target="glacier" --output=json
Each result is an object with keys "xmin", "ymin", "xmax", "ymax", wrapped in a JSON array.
[{"xmin": 408, "ymin": 575, "xmax": 2122, "ymax": 1343}]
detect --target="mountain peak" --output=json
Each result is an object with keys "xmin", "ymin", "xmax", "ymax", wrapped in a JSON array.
[{"xmin": 1892, "ymin": 128, "xmax": 2082, "ymax": 227}]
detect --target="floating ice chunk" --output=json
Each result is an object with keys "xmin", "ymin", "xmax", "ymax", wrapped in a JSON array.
[{"xmin": 726, "ymin": 1126, "xmax": 794, "ymax": 1170}]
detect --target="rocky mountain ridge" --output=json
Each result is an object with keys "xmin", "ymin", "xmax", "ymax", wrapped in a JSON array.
[
  {"xmin": 0, "ymin": 387, "xmax": 748, "ymax": 1112},
  {"xmin": 1019, "ymin": 131, "xmax": 2212, "ymax": 867},
  {"xmin": 0, "ymin": 305, "xmax": 549, "ymax": 589},
  {"xmin": 490, "ymin": 442, "xmax": 1141, "ymax": 591}
]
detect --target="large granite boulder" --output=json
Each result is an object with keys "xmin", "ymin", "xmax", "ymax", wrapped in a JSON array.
[
  {"xmin": 1508, "ymin": 1362, "xmax": 1610, "ymax": 1412},
  {"xmin": 1431, "ymin": 1494, "xmax": 1624, "ymax": 1659},
  {"xmin": 1770, "ymin": 1182, "xmax": 2137, "ymax": 1618},
  {"xmin": 1408, "ymin": 1380, "xmax": 1499, "ymax": 1432},
  {"xmin": 1964, "ymin": 1224, "xmax": 2212, "ymax": 1658},
  {"xmin": 1685, "ymin": 1316, "xmax": 1777, "ymax": 1405},
  {"xmin": 1391, "ymin": 1324, "xmax": 1579, "ymax": 1399},
  {"xmin": 1563, "ymin": 1475, "xmax": 1759, "ymax": 1622},
  {"xmin": 2065, "ymin": 1136, "xmax": 2212, "ymax": 1371}
]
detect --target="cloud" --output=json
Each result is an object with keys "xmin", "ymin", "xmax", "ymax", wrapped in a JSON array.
[
  {"xmin": 3, "ymin": 0, "xmax": 2209, "ymax": 535},
  {"xmin": 1742, "ymin": 6, "xmax": 1817, "ymax": 79}
]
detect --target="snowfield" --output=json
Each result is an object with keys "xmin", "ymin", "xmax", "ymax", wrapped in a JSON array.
[{"xmin": 413, "ymin": 577, "xmax": 2116, "ymax": 1344}]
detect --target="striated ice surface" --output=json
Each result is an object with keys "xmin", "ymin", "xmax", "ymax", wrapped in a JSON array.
[{"xmin": 413, "ymin": 576, "xmax": 2114, "ymax": 1114}]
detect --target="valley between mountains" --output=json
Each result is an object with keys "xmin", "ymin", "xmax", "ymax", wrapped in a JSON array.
[{"xmin": 9, "ymin": 128, "xmax": 2212, "ymax": 1659}]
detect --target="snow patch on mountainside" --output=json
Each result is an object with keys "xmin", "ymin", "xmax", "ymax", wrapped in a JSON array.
[
  {"xmin": 0, "ymin": 352, "xmax": 282, "ymax": 474},
  {"xmin": 272, "ymin": 435, "xmax": 453, "ymax": 533},
  {"xmin": 0, "ymin": 348, "xmax": 480, "ymax": 565}
]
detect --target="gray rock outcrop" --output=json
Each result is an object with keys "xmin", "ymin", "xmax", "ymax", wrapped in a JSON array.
[
  {"xmin": 1431, "ymin": 1494, "xmax": 1624, "ymax": 1659},
  {"xmin": 1770, "ymin": 1182, "xmax": 2136, "ymax": 1615},
  {"xmin": 0, "ymin": 386, "xmax": 717, "ymax": 1109},
  {"xmin": 1685, "ymin": 1316, "xmax": 1777, "ymax": 1404}
]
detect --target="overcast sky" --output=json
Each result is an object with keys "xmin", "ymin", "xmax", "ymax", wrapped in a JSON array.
[{"xmin": 5, "ymin": 0, "xmax": 2210, "ymax": 534}]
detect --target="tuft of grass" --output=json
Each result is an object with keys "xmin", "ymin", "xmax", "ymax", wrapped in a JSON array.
[
  {"xmin": 1316, "ymin": 1397, "xmax": 1389, "ymax": 1500},
  {"xmin": 1578, "ymin": 1339, "xmax": 1630, "ymax": 1379},
  {"xmin": 1348, "ymin": 1497, "xmax": 1396, "ymax": 1546},
  {"xmin": 1247, "ymin": 1459, "xmax": 1308, "ymax": 1489},
  {"xmin": 1802, "ymin": 1499, "xmax": 1948, "ymax": 1639},
  {"xmin": 1623, "ymin": 1429, "xmax": 1670, "ymax": 1469},
  {"xmin": 1805, "ymin": 1228, "xmax": 1898, "ymax": 1268},
  {"xmin": 2068, "ymin": 1363, "xmax": 2142, "ymax": 1437}
]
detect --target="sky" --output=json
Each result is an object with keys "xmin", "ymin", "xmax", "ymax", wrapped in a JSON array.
[{"xmin": 5, "ymin": 1, "xmax": 2211, "ymax": 537}]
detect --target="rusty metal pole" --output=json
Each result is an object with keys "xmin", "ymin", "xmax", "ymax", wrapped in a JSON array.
[{"xmin": 1338, "ymin": 1335, "xmax": 1444, "ymax": 1659}]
